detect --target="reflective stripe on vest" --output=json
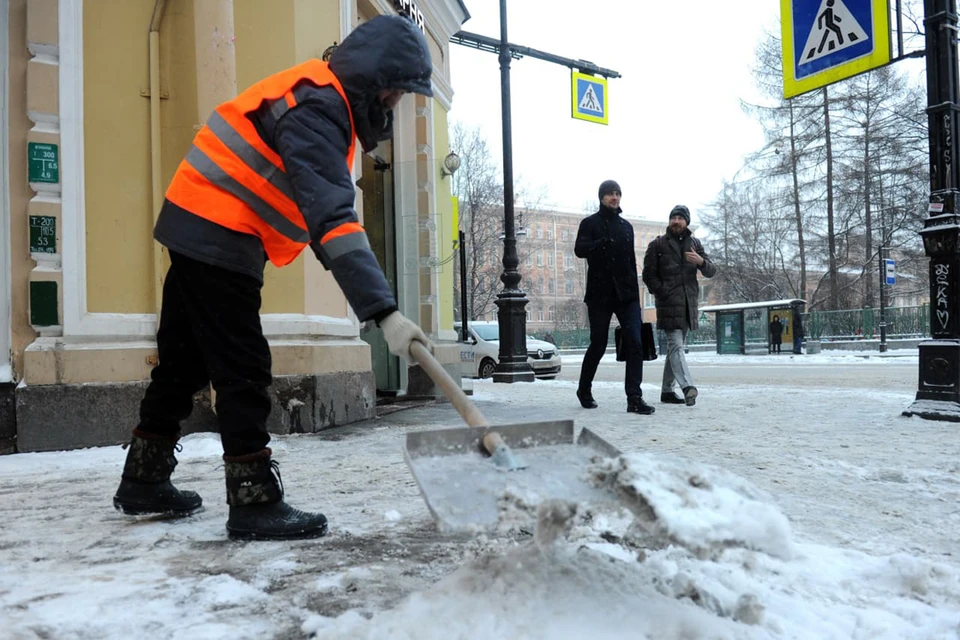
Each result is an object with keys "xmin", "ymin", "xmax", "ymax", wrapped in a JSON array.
[{"xmin": 165, "ymin": 59, "xmax": 358, "ymax": 267}]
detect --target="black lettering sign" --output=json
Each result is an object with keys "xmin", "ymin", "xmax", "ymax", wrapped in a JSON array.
[{"xmin": 393, "ymin": 0, "xmax": 425, "ymax": 32}]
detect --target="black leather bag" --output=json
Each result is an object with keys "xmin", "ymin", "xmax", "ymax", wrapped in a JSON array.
[
  {"xmin": 615, "ymin": 323, "xmax": 658, "ymax": 362},
  {"xmin": 641, "ymin": 322, "xmax": 658, "ymax": 361}
]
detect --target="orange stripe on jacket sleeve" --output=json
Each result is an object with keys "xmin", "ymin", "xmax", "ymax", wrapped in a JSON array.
[
  {"xmin": 321, "ymin": 222, "xmax": 365, "ymax": 244},
  {"xmin": 285, "ymin": 92, "xmax": 296, "ymax": 109}
]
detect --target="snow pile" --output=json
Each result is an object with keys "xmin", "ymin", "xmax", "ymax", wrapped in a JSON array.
[
  {"xmin": 303, "ymin": 451, "xmax": 960, "ymax": 640},
  {"xmin": 303, "ymin": 524, "xmax": 960, "ymax": 640},
  {"xmin": 588, "ymin": 452, "xmax": 795, "ymax": 560}
]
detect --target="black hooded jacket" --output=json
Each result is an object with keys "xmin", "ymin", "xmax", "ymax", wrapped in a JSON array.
[
  {"xmin": 153, "ymin": 16, "xmax": 432, "ymax": 323},
  {"xmin": 574, "ymin": 205, "xmax": 640, "ymax": 305}
]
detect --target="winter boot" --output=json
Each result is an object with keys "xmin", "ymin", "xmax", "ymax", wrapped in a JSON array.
[
  {"xmin": 683, "ymin": 386, "xmax": 699, "ymax": 406},
  {"xmin": 576, "ymin": 388, "xmax": 598, "ymax": 409},
  {"xmin": 627, "ymin": 395, "xmax": 655, "ymax": 415},
  {"xmin": 224, "ymin": 448, "xmax": 328, "ymax": 540},
  {"xmin": 113, "ymin": 428, "xmax": 203, "ymax": 516},
  {"xmin": 660, "ymin": 392, "xmax": 685, "ymax": 404}
]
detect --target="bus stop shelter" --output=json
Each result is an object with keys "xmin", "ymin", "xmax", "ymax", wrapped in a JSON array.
[{"xmin": 699, "ymin": 299, "xmax": 807, "ymax": 355}]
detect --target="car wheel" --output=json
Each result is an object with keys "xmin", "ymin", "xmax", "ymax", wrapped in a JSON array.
[{"xmin": 479, "ymin": 358, "xmax": 497, "ymax": 379}]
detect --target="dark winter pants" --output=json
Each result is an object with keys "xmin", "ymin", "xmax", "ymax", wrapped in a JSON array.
[
  {"xmin": 579, "ymin": 299, "xmax": 644, "ymax": 398},
  {"xmin": 138, "ymin": 251, "xmax": 272, "ymax": 457}
]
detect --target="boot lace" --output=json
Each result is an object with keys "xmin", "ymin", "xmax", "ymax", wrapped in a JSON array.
[{"xmin": 269, "ymin": 459, "xmax": 285, "ymax": 498}]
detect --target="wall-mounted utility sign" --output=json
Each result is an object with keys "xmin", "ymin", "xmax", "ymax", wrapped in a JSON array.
[
  {"xmin": 29, "ymin": 215, "xmax": 57, "ymax": 254},
  {"xmin": 781, "ymin": 0, "xmax": 891, "ymax": 98},
  {"xmin": 571, "ymin": 71, "xmax": 608, "ymax": 125},
  {"xmin": 28, "ymin": 142, "xmax": 59, "ymax": 183}
]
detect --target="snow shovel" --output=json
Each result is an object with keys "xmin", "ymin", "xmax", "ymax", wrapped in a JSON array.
[{"xmin": 404, "ymin": 341, "xmax": 624, "ymax": 533}]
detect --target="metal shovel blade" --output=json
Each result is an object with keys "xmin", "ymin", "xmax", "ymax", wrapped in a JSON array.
[{"xmin": 404, "ymin": 420, "xmax": 623, "ymax": 533}]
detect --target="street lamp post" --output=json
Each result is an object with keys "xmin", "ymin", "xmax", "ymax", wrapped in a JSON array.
[
  {"xmin": 903, "ymin": 0, "xmax": 960, "ymax": 419},
  {"xmin": 492, "ymin": 0, "xmax": 535, "ymax": 383}
]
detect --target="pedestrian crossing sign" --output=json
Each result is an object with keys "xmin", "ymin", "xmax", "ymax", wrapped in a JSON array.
[
  {"xmin": 571, "ymin": 71, "xmax": 608, "ymax": 125},
  {"xmin": 781, "ymin": 0, "xmax": 891, "ymax": 98}
]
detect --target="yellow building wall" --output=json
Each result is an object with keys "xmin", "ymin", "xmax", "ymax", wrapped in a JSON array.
[
  {"xmin": 83, "ymin": 1, "xmax": 156, "ymax": 314},
  {"xmin": 159, "ymin": 1, "xmax": 200, "ymax": 203},
  {"xmin": 9, "ymin": 0, "xmax": 36, "ymax": 377},
  {"xmin": 79, "ymin": 0, "xmax": 349, "ymax": 318},
  {"xmin": 234, "ymin": 0, "xmax": 341, "ymax": 315},
  {"xmin": 433, "ymin": 102, "xmax": 454, "ymax": 333}
]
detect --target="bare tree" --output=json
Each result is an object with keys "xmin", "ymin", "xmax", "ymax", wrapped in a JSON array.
[{"xmin": 450, "ymin": 123, "xmax": 547, "ymax": 322}]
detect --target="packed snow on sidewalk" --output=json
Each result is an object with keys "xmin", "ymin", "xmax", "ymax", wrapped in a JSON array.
[{"xmin": 2, "ymin": 354, "xmax": 959, "ymax": 639}]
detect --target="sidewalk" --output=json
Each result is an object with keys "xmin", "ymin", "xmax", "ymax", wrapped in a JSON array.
[{"xmin": 2, "ymin": 363, "xmax": 958, "ymax": 638}]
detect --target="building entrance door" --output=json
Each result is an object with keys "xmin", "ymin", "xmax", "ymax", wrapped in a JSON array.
[{"xmin": 358, "ymin": 141, "xmax": 400, "ymax": 392}]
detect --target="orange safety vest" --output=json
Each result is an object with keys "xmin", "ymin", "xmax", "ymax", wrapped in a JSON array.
[{"xmin": 165, "ymin": 59, "xmax": 358, "ymax": 267}]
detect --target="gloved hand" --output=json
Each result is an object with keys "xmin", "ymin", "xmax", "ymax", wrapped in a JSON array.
[{"xmin": 379, "ymin": 311, "xmax": 431, "ymax": 363}]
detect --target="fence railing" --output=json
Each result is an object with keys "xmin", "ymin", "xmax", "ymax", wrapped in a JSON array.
[{"xmin": 530, "ymin": 305, "xmax": 932, "ymax": 349}]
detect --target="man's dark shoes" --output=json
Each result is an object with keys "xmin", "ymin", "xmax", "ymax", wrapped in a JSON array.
[
  {"xmin": 683, "ymin": 386, "xmax": 698, "ymax": 406},
  {"xmin": 577, "ymin": 388, "xmax": 598, "ymax": 409},
  {"xmin": 627, "ymin": 395, "xmax": 655, "ymax": 415},
  {"xmin": 113, "ymin": 429, "xmax": 203, "ymax": 517},
  {"xmin": 660, "ymin": 392, "xmax": 685, "ymax": 404}
]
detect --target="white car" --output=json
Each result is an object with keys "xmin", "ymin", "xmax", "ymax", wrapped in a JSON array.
[{"xmin": 455, "ymin": 321, "xmax": 562, "ymax": 380}]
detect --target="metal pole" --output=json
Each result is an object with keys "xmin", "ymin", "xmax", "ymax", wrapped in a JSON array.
[
  {"xmin": 879, "ymin": 247, "xmax": 888, "ymax": 353},
  {"xmin": 896, "ymin": 0, "xmax": 904, "ymax": 58},
  {"xmin": 459, "ymin": 230, "xmax": 469, "ymax": 342},
  {"xmin": 903, "ymin": 0, "xmax": 960, "ymax": 419},
  {"xmin": 492, "ymin": 0, "xmax": 534, "ymax": 382}
]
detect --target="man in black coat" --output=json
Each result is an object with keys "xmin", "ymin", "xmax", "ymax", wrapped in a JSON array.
[
  {"xmin": 574, "ymin": 180, "xmax": 654, "ymax": 415},
  {"xmin": 642, "ymin": 205, "xmax": 716, "ymax": 406}
]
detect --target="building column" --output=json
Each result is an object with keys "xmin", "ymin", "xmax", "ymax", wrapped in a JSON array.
[{"xmin": 25, "ymin": 0, "xmax": 61, "ymax": 336}]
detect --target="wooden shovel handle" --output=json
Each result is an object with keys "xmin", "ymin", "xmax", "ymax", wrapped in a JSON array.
[{"xmin": 410, "ymin": 340, "xmax": 489, "ymax": 429}]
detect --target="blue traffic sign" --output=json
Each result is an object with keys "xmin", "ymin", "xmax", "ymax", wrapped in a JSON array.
[
  {"xmin": 884, "ymin": 258, "xmax": 896, "ymax": 285},
  {"xmin": 781, "ymin": 0, "xmax": 890, "ymax": 98},
  {"xmin": 571, "ymin": 72, "xmax": 608, "ymax": 125}
]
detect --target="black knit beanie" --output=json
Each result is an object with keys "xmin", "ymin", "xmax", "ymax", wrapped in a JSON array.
[
  {"xmin": 598, "ymin": 180, "xmax": 621, "ymax": 201},
  {"xmin": 669, "ymin": 204, "xmax": 691, "ymax": 224}
]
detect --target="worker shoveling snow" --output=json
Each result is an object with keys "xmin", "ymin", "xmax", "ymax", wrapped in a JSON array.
[{"xmin": 304, "ymin": 451, "xmax": 960, "ymax": 640}]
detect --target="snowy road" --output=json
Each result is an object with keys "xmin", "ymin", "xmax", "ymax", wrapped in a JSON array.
[{"xmin": 2, "ymin": 351, "xmax": 958, "ymax": 639}]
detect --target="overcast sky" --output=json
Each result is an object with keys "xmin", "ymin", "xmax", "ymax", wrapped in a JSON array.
[{"xmin": 446, "ymin": 0, "xmax": 783, "ymax": 225}]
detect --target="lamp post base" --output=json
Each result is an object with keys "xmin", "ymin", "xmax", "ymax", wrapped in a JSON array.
[
  {"xmin": 902, "ymin": 340, "xmax": 960, "ymax": 421},
  {"xmin": 902, "ymin": 399, "xmax": 960, "ymax": 421},
  {"xmin": 493, "ymin": 290, "xmax": 535, "ymax": 383}
]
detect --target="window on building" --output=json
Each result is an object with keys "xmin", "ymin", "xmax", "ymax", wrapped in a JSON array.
[
  {"xmin": 561, "ymin": 229, "xmax": 569, "ymax": 241},
  {"xmin": 564, "ymin": 254, "xmax": 574, "ymax": 269},
  {"xmin": 547, "ymin": 252, "xmax": 554, "ymax": 267},
  {"xmin": 525, "ymin": 254, "xmax": 532, "ymax": 266},
  {"xmin": 565, "ymin": 279, "xmax": 574, "ymax": 294},
  {"xmin": 548, "ymin": 307, "xmax": 555, "ymax": 321},
  {"xmin": 547, "ymin": 228, "xmax": 554, "ymax": 240},
  {"xmin": 538, "ymin": 309, "xmax": 544, "ymax": 321},
  {"xmin": 537, "ymin": 227, "xmax": 543, "ymax": 239},
  {"xmin": 536, "ymin": 252, "xmax": 543, "ymax": 266},
  {"xmin": 548, "ymin": 279, "xmax": 555, "ymax": 294},
  {"xmin": 526, "ymin": 309, "xmax": 532, "ymax": 321},
  {"xmin": 536, "ymin": 278, "xmax": 542, "ymax": 294},
  {"xmin": 643, "ymin": 290, "xmax": 656, "ymax": 309}
]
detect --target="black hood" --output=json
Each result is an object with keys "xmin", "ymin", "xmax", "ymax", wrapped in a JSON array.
[{"xmin": 328, "ymin": 15, "xmax": 434, "ymax": 152}]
